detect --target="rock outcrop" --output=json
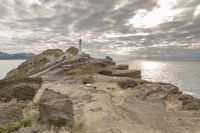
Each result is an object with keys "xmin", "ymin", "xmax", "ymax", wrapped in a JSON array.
[
  {"xmin": 0, "ymin": 103, "xmax": 26, "ymax": 128},
  {"xmin": 1, "ymin": 48, "xmax": 200, "ymax": 133},
  {"xmin": 0, "ymin": 78, "xmax": 42, "ymax": 102},
  {"xmin": 39, "ymin": 89, "xmax": 74, "ymax": 128},
  {"xmin": 5, "ymin": 49, "xmax": 65, "ymax": 81},
  {"xmin": 112, "ymin": 70, "xmax": 141, "ymax": 78},
  {"xmin": 114, "ymin": 64, "xmax": 129, "ymax": 70},
  {"xmin": 0, "ymin": 78, "xmax": 42, "ymax": 129}
]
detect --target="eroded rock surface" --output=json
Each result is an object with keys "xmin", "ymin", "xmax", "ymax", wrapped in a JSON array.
[
  {"xmin": 0, "ymin": 78, "xmax": 42, "ymax": 102},
  {"xmin": 0, "ymin": 49, "xmax": 200, "ymax": 133},
  {"xmin": 39, "ymin": 89, "xmax": 74, "ymax": 128},
  {"xmin": 0, "ymin": 103, "xmax": 26, "ymax": 128}
]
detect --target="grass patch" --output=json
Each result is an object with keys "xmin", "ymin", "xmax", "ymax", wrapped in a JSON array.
[
  {"xmin": 66, "ymin": 47, "xmax": 79, "ymax": 55},
  {"xmin": 6, "ymin": 71, "xmax": 29, "ymax": 81},
  {"xmin": 0, "ymin": 119, "xmax": 31, "ymax": 133},
  {"xmin": 39, "ymin": 57, "xmax": 49, "ymax": 63}
]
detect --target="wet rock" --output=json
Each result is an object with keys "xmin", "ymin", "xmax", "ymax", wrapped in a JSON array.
[
  {"xmin": 112, "ymin": 70, "xmax": 141, "ymax": 78},
  {"xmin": 39, "ymin": 89, "xmax": 74, "ymax": 128}
]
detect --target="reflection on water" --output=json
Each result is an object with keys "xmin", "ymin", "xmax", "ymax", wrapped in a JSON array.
[
  {"xmin": 117, "ymin": 60, "xmax": 200, "ymax": 98},
  {"xmin": 140, "ymin": 61, "xmax": 165, "ymax": 70}
]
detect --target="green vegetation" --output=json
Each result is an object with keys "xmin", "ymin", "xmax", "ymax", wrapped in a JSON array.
[
  {"xmin": 6, "ymin": 71, "xmax": 29, "ymax": 81},
  {"xmin": 66, "ymin": 47, "xmax": 79, "ymax": 55},
  {"xmin": 39, "ymin": 57, "xmax": 48, "ymax": 63},
  {"xmin": 0, "ymin": 119, "xmax": 31, "ymax": 133},
  {"xmin": 4, "ymin": 49, "xmax": 65, "ymax": 80}
]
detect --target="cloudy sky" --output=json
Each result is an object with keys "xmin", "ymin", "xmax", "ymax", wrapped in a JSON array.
[{"xmin": 0, "ymin": 0, "xmax": 200, "ymax": 60}]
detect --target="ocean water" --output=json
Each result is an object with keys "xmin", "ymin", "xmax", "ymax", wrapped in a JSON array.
[
  {"xmin": 0, "ymin": 60, "xmax": 200, "ymax": 98},
  {"xmin": 0, "ymin": 60, "xmax": 25, "ymax": 79},
  {"xmin": 117, "ymin": 60, "xmax": 200, "ymax": 98}
]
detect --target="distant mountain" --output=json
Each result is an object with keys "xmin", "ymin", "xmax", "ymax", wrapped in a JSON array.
[{"xmin": 0, "ymin": 51, "xmax": 36, "ymax": 59}]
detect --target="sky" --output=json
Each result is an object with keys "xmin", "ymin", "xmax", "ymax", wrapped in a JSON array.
[{"xmin": 0, "ymin": 0, "xmax": 200, "ymax": 60}]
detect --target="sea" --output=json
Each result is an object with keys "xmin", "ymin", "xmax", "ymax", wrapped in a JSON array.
[
  {"xmin": 0, "ymin": 60, "xmax": 200, "ymax": 98},
  {"xmin": 117, "ymin": 60, "xmax": 200, "ymax": 98},
  {"xmin": 0, "ymin": 60, "xmax": 25, "ymax": 80}
]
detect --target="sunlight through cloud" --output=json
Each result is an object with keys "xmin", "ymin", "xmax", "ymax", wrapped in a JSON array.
[
  {"xmin": 193, "ymin": 4, "xmax": 200, "ymax": 17},
  {"xmin": 129, "ymin": 0, "xmax": 182, "ymax": 28}
]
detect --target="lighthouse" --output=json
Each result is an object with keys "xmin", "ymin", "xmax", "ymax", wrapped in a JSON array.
[{"xmin": 79, "ymin": 39, "xmax": 83, "ymax": 55}]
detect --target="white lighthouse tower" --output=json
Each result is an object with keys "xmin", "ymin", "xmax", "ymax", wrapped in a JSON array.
[{"xmin": 79, "ymin": 39, "xmax": 83, "ymax": 55}]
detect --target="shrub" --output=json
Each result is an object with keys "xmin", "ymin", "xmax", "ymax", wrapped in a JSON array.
[
  {"xmin": 6, "ymin": 71, "xmax": 29, "ymax": 81},
  {"xmin": 0, "ymin": 119, "xmax": 31, "ymax": 133}
]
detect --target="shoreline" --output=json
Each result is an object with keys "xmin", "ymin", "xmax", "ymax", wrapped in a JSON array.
[{"xmin": 0, "ymin": 48, "xmax": 200, "ymax": 133}]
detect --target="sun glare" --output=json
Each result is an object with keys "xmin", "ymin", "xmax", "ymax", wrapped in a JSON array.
[
  {"xmin": 129, "ymin": 0, "xmax": 182, "ymax": 28},
  {"xmin": 193, "ymin": 5, "xmax": 200, "ymax": 17},
  {"xmin": 141, "ymin": 61, "xmax": 165, "ymax": 70}
]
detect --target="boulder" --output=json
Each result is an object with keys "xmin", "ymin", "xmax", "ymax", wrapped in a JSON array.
[
  {"xmin": 0, "ymin": 78, "xmax": 42, "ymax": 102},
  {"xmin": 112, "ymin": 70, "xmax": 141, "ymax": 78},
  {"xmin": 39, "ymin": 89, "xmax": 74, "ymax": 128},
  {"xmin": 114, "ymin": 64, "xmax": 129, "ymax": 70},
  {"xmin": 12, "ymin": 85, "xmax": 38, "ymax": 101}
]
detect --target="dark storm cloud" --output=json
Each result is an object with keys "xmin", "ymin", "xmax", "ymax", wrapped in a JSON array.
[{"xmin": 0, "ymin": 0, "xmax": 200, "ymax": 60}]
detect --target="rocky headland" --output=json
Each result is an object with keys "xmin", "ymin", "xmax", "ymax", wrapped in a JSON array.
[
  {"xmin": 0, "ymin": 48, "xmax": 200, "ymax": 133},
  {"xmin": 0, "ymin": 52, "xmax": 35, "ymax": 60}
]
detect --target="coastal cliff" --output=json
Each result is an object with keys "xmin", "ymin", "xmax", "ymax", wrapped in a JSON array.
[{"xmin": 0, "ymin": 48, "xmax": 200, "ymax": 133}]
